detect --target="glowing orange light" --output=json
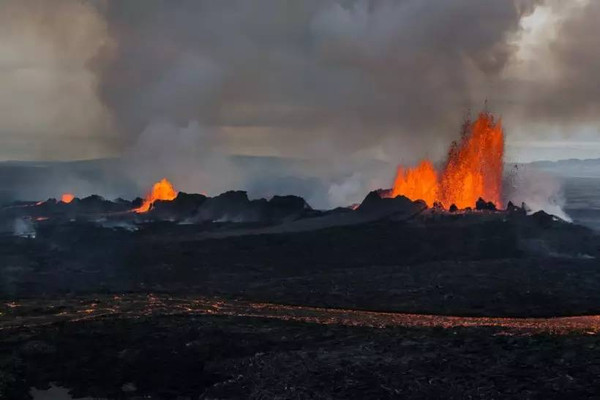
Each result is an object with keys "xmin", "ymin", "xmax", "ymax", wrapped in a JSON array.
[
  {"xmin": 133, "ymin": 178, "xmax": 178, "ymax": 213},
  {"xmin": 388, "ymin": 112, "xmax": 504, "ymax": 209},
  {"xmin": 61, "ymin": 193, "xmax": 75, "ymax": 203}
]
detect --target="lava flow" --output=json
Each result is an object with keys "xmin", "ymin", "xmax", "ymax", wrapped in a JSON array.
[
  {"xmin": 61, "ymin": 193, "xmax": 75, "ymax": 204},
  {"xmin": 389, "ymin": 112, "xmax": 504, "ymax": 209},
  {"xmin": 133, "ymin": 178, "xmax": 178, "ymax": 213}
]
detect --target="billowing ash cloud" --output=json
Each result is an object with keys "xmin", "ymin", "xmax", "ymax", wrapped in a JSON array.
[
  {"xmin": 2, "ymin": 0, "xmax": 599, "ymax": 208},
  {"xmin": 84, "ymin": 0, "xmax": 544, "ymax": 205},
  {"xmin": 90, "ymin": 0, "xmax": 539, "ymax": 161},
  {"xmin": 519, "ymin": 0, "xmax": 600, "ymax": 125}
]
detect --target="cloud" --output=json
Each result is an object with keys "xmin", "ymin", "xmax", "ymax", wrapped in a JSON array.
[
  {"xmin": 4, "ymin": 0, "xmax": 600, "ymax": 205},
  {"xmin": 524, "ymin": 0, "xmax": 600, "ymax": 125},
  {"xmin": 0, "ymin": 0, "xmax": 114, "ymax": 160},
  {"xmin": 90, "ymin": 0, "xmax": 539, "ymax": 163}
]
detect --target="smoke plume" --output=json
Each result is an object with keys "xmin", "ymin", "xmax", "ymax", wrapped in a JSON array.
[
  {"xmin": 2, "ymin": 0, "xmax": 599, "ymax": 208},
  {"xmin": 90, "ymin": 0, "xmax": 539, "ymax": 160}
]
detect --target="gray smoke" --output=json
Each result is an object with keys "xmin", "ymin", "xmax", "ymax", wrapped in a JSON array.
[
  {"xmin": 91, "ymin": 0, "xmax": 539, "ymax": 159},
  {"xmin": 2, "ymin": 0, "xmax": 599, "ymax": 208},
  {"xmin": 87, "ymin": 0, "xmax": 541, "ymax": 203}
]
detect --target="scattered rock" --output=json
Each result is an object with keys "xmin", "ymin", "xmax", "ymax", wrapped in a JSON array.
[
  {"xmin": 530, "ymin": 210, "xmax": 555, "ymax": 228},
  {"xmin": 476, "ymin": 198, "xmax": 497, "ymax": 211},
  {"xmin": 21, "ymin": 340, "xmax": 56, "ymax": 356},
  {"xmin": 506, "ymin": 201, "xmax": 526, "ymax": 215},
  {"xmin": 357, "ymin": 190, "xmax": 426, "ymax": 217}
]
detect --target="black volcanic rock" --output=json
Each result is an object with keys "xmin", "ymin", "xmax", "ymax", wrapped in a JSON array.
[
  {"xmin": 76, "ymin": 195, "xmax": 104, "ymax": 212},
  {"xmin": 268, "ymin": 195, "xmax": 310, "ymax": 210},
  {"xmin": 0, "ymin": 190, "xmax": 316, "ymax": 226},
  {"xmin": 267, "ymin": 195, "xmax": 312, "ymax": 221},
  {"xmin": 476, "ymin": 197, "xmax": 497, "ymax": 211},
  {"xmin": 357, "ymin": 190, "xmax": 426, "ymax": 217},
  {"xmin": 131, "ymin": 197, "xmax": 144, "ymax": 209},
  {"xmin": 115, "ymin": 197, "xmax": 133, "ymax": 207},
  {"xmin": 192, "ymin": 191, "xmax": 314, "ymax": 223},
  {"xmin": 73, "ymin": 195, "xmax": 132, "ymax": 214},
  {"xmin": 195, "ymin": 191, "xmax": 262, "ymax": 222},
  {"xmin": 357, "ymin": 190, "xmax": 389, "ymax": 213},
  {"xmin": 151, "ymin": 192, "xmax": 207, "ymax": 219},
  {"xmin": 80, "ymin": 194, "xmax": 104, "ymax": 204},
  {"xmin": 506, "ymin": 201, "xmax": 526, "ymax": 216},
  {"xmin": 28, "ymin": 195, "xmax": 131, "ymax": 217},
  {"xmin": 530, "ymin": 210, "xmax": 556, "ymax": 228}
]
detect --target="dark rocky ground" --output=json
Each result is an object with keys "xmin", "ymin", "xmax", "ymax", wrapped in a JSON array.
[
  {"xmin": 1, "ymin": 200, "xmax": 600, "ymax": 399},
  {"xmin": 1, "ymin": 209, "xmax": 598, "ymax": 317},
  {"xmin": 4, "ymin": 314, "xmax": 600, "ymax": 399}
]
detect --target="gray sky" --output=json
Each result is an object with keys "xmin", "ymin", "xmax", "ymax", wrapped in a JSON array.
[{"xmin": 0, "ymin": 0, "xmax": 599, "ymax": 164}]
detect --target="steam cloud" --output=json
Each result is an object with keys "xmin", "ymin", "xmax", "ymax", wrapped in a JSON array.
[{"xmin": 504, "ymin": 166, "xmax": 572, "ymax": 221}]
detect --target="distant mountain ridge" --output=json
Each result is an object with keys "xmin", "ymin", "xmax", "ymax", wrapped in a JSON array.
[{"xmin": 520, "ymin": 158, "xmax": 600, "ymax": 178}]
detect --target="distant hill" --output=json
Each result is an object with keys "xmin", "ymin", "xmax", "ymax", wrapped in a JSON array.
[
  {"xmin": 0, "ymin": 158, "xmax": 135, "ymax": 204},
  {"xmin": 520, "ymin": 158, "xmax": 600, "ymax": 178}
]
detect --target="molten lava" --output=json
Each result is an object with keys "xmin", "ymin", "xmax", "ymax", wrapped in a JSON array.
[
  {"xmin": 389, "ymin": 112, "xmax": 504, "ymax": 209},
  {"xmin": 390, "ymin": 160, "xmax": 439, "ymax": 207},
  {"xmin": 61, "ymin": 193, "xmax": 75, "ymax": 203},
  {"xmin": 134, "ymin": 178, "xmax": 178, "ymax": 213},
  {"xmin": 440, "ymin": 113, "xmax": 504, "ymax": 208}
]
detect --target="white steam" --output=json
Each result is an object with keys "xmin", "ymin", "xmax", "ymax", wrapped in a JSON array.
[
  {"xmin": 328, "ymin": 173, "xmax": 366, "ymax": 207},
  {"xmin": 504, "ymin": 166, "xmax": 571, "ymax": 221},
  {"xmin": 13, "ymin": 218, "xmax": 36, "ymax": 238},
  {"xmin": 327, "ymin": 171, "xmax": 392, "ymax": 208},
  {"xmin": 126, "ymin": 120, "xmax": 239, "ymax": 197}
]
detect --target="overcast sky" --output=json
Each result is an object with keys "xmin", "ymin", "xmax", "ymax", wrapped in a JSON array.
[{"xmin": 0, "ymin": 0, "xmax": 598, "ymax": 164}]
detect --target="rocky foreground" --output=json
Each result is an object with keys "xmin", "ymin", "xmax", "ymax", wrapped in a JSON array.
[
  {"xmin": 4, "ymin": 310, "xmax": 600, "ymax": 399},
  {"xmin": 1, "ymin": 190, "xmax": 599, "ymax": 398}
]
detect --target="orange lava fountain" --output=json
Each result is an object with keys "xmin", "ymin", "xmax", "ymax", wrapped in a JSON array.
[
  {"xmin": 133, "ymin": 178, "xmax": 178, "ymax": 213},
  {"xmin": 61, "ymin": 193, "xmax": 75, "ymax": 203},
  {"xmin": 389, "ymin": 112, "xmax": 504, "ymax": 209},
  {"xmin": 390, "ymin": 160, "xmax": 438, "ymax": 207}
]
